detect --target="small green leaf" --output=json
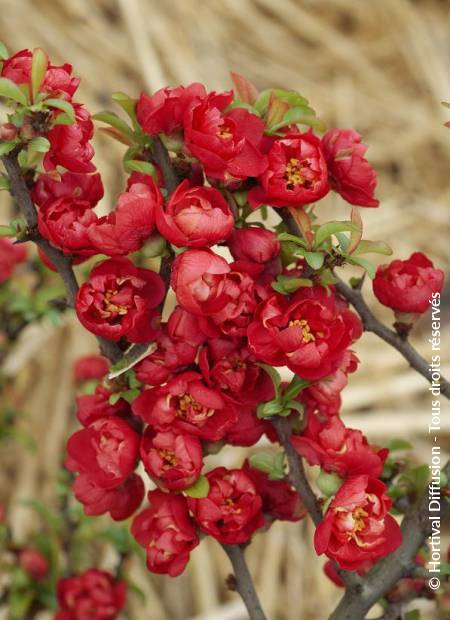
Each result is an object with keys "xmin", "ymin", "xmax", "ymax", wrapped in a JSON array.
[
  {"xmin": 283, "ymin": 375, "xmax": 309, "ymax": 401},
  {"xmin": 316, "ymin": 471, "xmax": 343, "ymax": 497},
  {"xmin": 303, "ymin": 251, "xmax": 325, "ymax": 270},
  {"xmin": 271, "ymin": 275, "xmax": 313, "ymax": 295},
  {"xmin": 281, "ymin": 400, "xmax": 304, "ymax": 416},
  {"xmin": 45, "ymin": 98, "xmax": 75, "ymax": 124},
  {"xmin": 257, "ymin": 399, "xmax": 285, "ymax": 418},
  {"xmin": 230, "ymin": 72, "xmax": 259, "ymax": 105},
  {"xmin": 0, "ymin": 141, "xmax": 17, "ymax": 155},
  {"xmin": 0, "ymin": 224, "xmax": 14, "ymax": 236},
  {"xmin": 352, "ymin": 240, "xmax": 393, "ymax": 256},
  {"xmin": 386, "ymin": 438, "xmax": 412, "ymax": 452},
  {"xmin": 31, "ymin": 48, "xmax": 48, "ymax": 101},
  {"xmin": 0, "ymin": 42, "xmax": 9, "ymax": 60},
  {"xmin": 125, "ymin": 159, "xmax": 157, "ymax": 177},
  {"xmin": 278, "ymin": 232, "xmax": 307, "ymax": 246},
  {"xmin": 0, "ymin": 77, "xmax": 28, "ymax": 105},
  {"xmin": 93, "ymin": 110, "xmax": 134, "ymax": 138},
  {"xmin": 347, "ymin": 255, "xmax": 376, "ymax": 278},
  {"xmin": 314, "ymin": 221, "xmax": 359, "ymax": 248},
  {"xmin": 28, "ymin": 136, "xmax": 50, "ymax": 152},
  {"xmin": 112, "ymin": 91, "xmax": 138, "ymax": 125},
  {"xmin": 0, "ymin": 176, "xmax": 10, "ymax": 190},
  {"xmin": 108, "ymin": 392, "xmax": 122, "ymax": 405},
  {"xmin": 249, "ymin": 451, "xmax": 285, "ymax": 480},
  {"xmin": 257, "ymin": 363, "xmax": 282, "ymax": 394},
  {"xmin": 442, "ymin": 101, "xmax": 450, "ymax": 109},
  {"xmin": 120, "ymin": 388, "xmax": 140, "ymax": 404},
  {"xmin": 183, "ymin": 475, "xmax": 210, "ymax": 498},
  {"xmin": 404, "ymin": 611, "xmax": 420, "ymax": 620}
]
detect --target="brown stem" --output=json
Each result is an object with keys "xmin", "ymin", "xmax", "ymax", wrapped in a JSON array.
[{"xmin": 222, "ymin": 544, "xmax": 267, "ymax": 620}]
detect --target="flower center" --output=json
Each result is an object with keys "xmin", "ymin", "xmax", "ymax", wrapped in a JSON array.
[
  {"xmin": 289, "ymin": 318, "xmax": 316, "ymax": 343},
  {"xmin": 352, "ymin": 507, "xmax": 368, "ymax": 533},
  {"xmin": 158, "ymin": 449, "xmax": 178, "ymax": 468},
  {"xmin": 103, "ymin": 289, "xmax": 129, "ymax": 317},
  {"xmin": 284, "ymin": 158, "xmax": 305, "ymax": 188},
  {"xmin": 217, "ymin": 125, "xmax": 233, "ymax": 139},
  {"xmin": 176, "ymin": 393, "xmax": 214, "ymax": 423}
]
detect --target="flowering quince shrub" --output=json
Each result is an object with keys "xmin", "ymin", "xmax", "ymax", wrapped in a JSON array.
[{"xmin": 0, "ymin": 43, "xmax": 449, "ymax": 620}]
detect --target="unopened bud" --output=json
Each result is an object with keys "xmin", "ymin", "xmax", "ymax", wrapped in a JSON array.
[{"xmin": 0, "ymin": 122, "xmax": 18, "ymax": 141}]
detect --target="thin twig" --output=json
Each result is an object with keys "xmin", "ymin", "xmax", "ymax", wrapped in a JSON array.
[
  {"xmin": 152, "ymin": 136, "xmax": 179, "ymax": 195},
  {"xmin": 222, "ymin": 544, "xmax": 267, "ymax": 620}
]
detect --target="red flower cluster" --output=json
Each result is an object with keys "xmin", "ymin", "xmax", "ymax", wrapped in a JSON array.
[
  {"xmin": 55, "ymin": 569, "xmax": 126, "ymax": 620},
  {"xmin": 0, "ymin": 237, "xmax": 27, "ymax": 284},
  {"xmin": 373, "ymin": 252, "xmax": 444, "ymax": 315}
]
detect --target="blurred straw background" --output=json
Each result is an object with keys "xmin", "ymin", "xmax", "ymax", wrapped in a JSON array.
[{"xmin": 0, "ymin": 0, "xmax": 449, "ymax": 618}]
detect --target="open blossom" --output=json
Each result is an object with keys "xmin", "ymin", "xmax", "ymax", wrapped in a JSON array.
[
  {"xmin": 56, "ymin": 569, "xmax": 126, "ymax": 620},
  {"xmin": 224, "ymin": 405, "xmax": 270, "ymax": 447},
  {"xmin": 155, "ymin": 180, "xmax": 234, "ymax": 247},
  {"xmin": 132, "ymin": 490, "xmax": 199, "ymax": 576},
  {"xmin": 247, "ymin": 286, "xmax": 362, "ymax": 380},
  {"xmin": 87, "ymin": 183, "xmax": 157, "ymax": 256},
  {"xmin": 1, "ymin": 48, "xmax": 80, "ymax": 99},
  {"xmin": 137, "ymin": 83, "xmax": 207, "ymax": 136},
  {"xmin": 73, "ymin": 472, "xmax": 144, "ymax": 521},
  {"xmin": 321, "ymin": 128, "xmax": 379, "ymax": 208},
  {"xmin": 0, "ymin": 237, "xmax": 27, "ymax": 284},
  {"xmin": 228, "ymin": 227, "xmax": 281, "ymax": 264},
  {"xmin": 44, "ymin": 104, "xmax": 95, "ymax": 173},
  {"xmin": 314, "ymin": 476, "xmax": 402, "ymax": 571},
  {"xmin": 66, "ymin": 416, "xmax": 140, "ymax": 489},
  {"xmin": 75, "ymin": 385, "xmax": 130, "ymax": 427},
  {"xmin": 244, "ymin": 461, "xmax": 306, "ymax": 523},
  {"xmin": 199, "ymin": 337, "xmax": 275, "ymax": 405},
  {"xmin": 76, "ymin": 257, "xmax": 164, "ymax": 343},
  {"xmin": 32, "ymin": 171, "xmax": 104, "ymax": 208},
  {"xmin": 188, "ymin": 467, "xmax": 264, "ymax": 544},
  {"xmin": 373, "ymin": 252, "xmax": 444, "ymax": 314},
  {"xmin": 37, "ymin": 196, "xmax": 98, "ymax": 256},
  {"xmin": 249, "ymin": 132, "xmax": 329, "ymax": 208},
  {"xmin": 291, "ymin": 414, "xmax": 388, "ymax": 478},
  {"xmin": 132, "ymin": 371, "xmax": 237, "ymax": 441},
  {"xmin": 184, "ymin": 92, "xmax": 266, "ymax": 181},
  {"xmin": 140, "ymin": 428, "xmax": 203, "ymax": 491}
]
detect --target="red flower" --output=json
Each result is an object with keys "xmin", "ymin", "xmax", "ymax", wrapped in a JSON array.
[
  {"xmin": 131, "ymin": 490, "xmax": 199, "ymax": 576},
  {"xmin": 323, "ymin": 560, "xmax": 345, "ymax": 588},
  {"xmin": 199, "ymin": 337, "xmax": 274, "ymax": 405},
  {"xmin": 140, "ymin": 428, "xmax": 203, "ymax": 491},
  {"xmin": 188, "ymin": 467, "xmax": 264, "ymax": 544},
  {"xmin": 137, "ymin": 83, "xmax": 207, "ymax": 136},
  {"xmin": 248, "ymin": 132, "xmax": 329, "ymax": 208},
  {"xmin": 75, "ymin": 257, "xmax": 164, "ymax": 343},
  {"xmin": 314, "ymin": 476, "xmax": 402, "ymax": 571},
  {"xmin": 32, "ymin": 171, "xmax": 103, "ymax": 208},
  {"xmin": 0, "ymin": 237, "xmax": 27, "ymax": 284},
  {"xmin": 167, "ymin": 305, "xmax": 207, "ymax": 346},
  {"xmin": 373, "ymin": 252, "xmax": 444, "ymax": 315},
  {"xmin": 1, "ymin": 48, "xmax": 80, "ymax": 99},
  {"xmin": 44, "ymin": 104, "xmax": 95, "ymax": 173},
  {"xmin": 19, "ymin": 549, "xmax": 49, "ymax": 581},
  {"xmin": 228, "ymin": 227, "xmax": 281, "ymax": 264},
  {"xmin": 73, "ymin": 473, "xmax": 144, "ymax": 521},
  {"xmin": 184, "ymin": 93, "xmax": 266, "ymax": 181},
  {"xmin": 132, "ymin": 371, "xmax": 237, "ymax": 441},
  {"xmin": 156, "ymin": 180, "xmax": 233, "ymax": 247},
  {"xmin": 73, "ymin": 355, "xmax": 109, "ymax": 383},
  {"xmin": 224, "ymin": 405, "xmax": 269, "ymax": 447},
  {"xmin": 66, "ymin": 416, "xmax": 139, "ymax": 489},
  {"xmin": 87, "ymin": 183, "xmax": 157, "ymax": 256},
  {"xmin": 321, "ymin": 128, "xmax": 379, "ymax": 208},
  {"xmin": 291, "ymin": 415, "xmax": 388, "ymax": 478},
  {"xmin": 171, "ymin": 249, "xmax": 230, "ymax": 315},
  {"xmin": 247, "ymin": 286, "xmax": 362, "ymax": 380},
  {"xmin": 38, "ymin": 196, "xmax": 98, "ymax": 256},
  {"xmin": 56, "ymin": 569, "xmax": 126, "ymax": 620},
  {"xmin": 76, "ymin": 385, "xmax": 130, "ymax": 427},
  {"xmin": 244, "ymin": 461, "xmax": 306, "ymax": 522}
]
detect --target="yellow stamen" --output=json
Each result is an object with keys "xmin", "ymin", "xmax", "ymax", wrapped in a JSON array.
[
  {"xmin": 284, "ymin": 158, "xmax": 304, "ymax": 188},
  {"xmin": 289, "ymin": 319, "xmax": 316, "ymax": 343}
]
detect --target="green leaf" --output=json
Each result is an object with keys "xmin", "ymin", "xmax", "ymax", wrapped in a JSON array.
[
  {"xmin": 0, "ymin": 224, "xmax": 14, "ymax": 236},
  {"xmin": 270, "ymin": 106, "xmax": 325, "ymax": 133},
  {"xmin": 45, "ymin": 98, "xmax": 75, "ymax": 125},
  {"xmin": 442, "ymin": 101, "xmax": 450, "ymax": 109},
  {"xmin": 281, "ymin": 400, "xmax": 304, "ymax": 416},
  {"xmin": 316, "ymin": 471, "xmax": 343, "ymax": 497},
  {"xmin": 404, "ymin": 611, "xmax": 420, "ymax": 620},
  {"xmin": 183, "ymin": 475, "xmax": 210, "ymax": 498},
  {"xmin": 347, "ymin": 255, "xmax": 376, "ymax": 278},
  {"xmin": 283, "ymin": 375, "xmax": 309, "ymax": 401},
  {"xmin": 0, "ymin": 42, "xmax": 9, "ymax": 60},
  {"xmin": 257, "ymin": 399, "xmax": 285, "ymax": 418},
  {"xmin": 31, "ymin": 48, "xmax": 48, "ymax": 101},
  {"xmin": 255, "ymin": 88, "xmax": 309, "ymax": 114},
  {"xmin": 120, "ymin": 388, "xmax": 140, "ymax": 404},
  {"xmin": 257, "ymin": 363, "xmax": 282, "ymax": 394},
  {"xmin": 335, "ymin": 232, "xmax": 350, "ymax": 252},
  {"xmin": 28, "ymin": 136, "xmax": 50, "ymax": 152},
  {"xmin": 303, "ymin": 251, "xmax": 325, "ymax": 270},
  {"xmin": 278, "ymin": 232, "xmax": 307, "ymax": 246},
  {"xmin": 112, "ymin": 91, "xmax": 138, "ymax": 125},
  {"xmin": 108, "ymin": 392, "xmax": 123, "ymax": 405},
  {"xmin": 386, "ymin": 438, "xmax": 412, "ymax": 452},
  {"xmin": 125, "ymin": 159, "xmax": 157, "ymax": 177},
  {"xmin": 0, "ymin": 140, "xmax": 17, "ymax": 155},
  {"xmin": 352, "ymin": 240, "xmax": 393, "ymax": 256},
  {"xmin": 314, "ymin": 221, "xmax": 359, "ymax": 248},
  {"xmin": 0, "ymin": 176, "xmax": 10, "ymax": 190},
  {"xmin": 230, "ymin": 72, "xmax": 259, "ymax": 105},
  {"xmin": 271, "ymin": 275, "xmax": 313, "ymax": 295},
  {"xmin": 92, "ymin": 110, "xmax": 134, "ymax": 138},
  {"xmin": 0, "ymin": 77, "xmax": 28, "ymax": 105},
  {"xmin": 249, "ymin": 451, "xmax": 285, "ymax": 480},
  {"xmin": 108, "ymin": 342, "xmax": 157, "ymax": 379}
]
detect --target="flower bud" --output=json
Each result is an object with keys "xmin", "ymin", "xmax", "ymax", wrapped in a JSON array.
[
  {"xmin": 0, "ymin": 122, "xmax": 18, "ymax": 141},
  {"xmin": 19, "ymin": 549, "xmax": 49, "ymax": 581}
]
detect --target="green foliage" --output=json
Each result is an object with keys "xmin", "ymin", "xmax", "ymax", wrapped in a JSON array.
[
  {"xmin": 183, "ymin": 475, "xmax": 210, "ymax": 498},
  {"xmin": 249, "ymin": 451, "xmax": 286, "ymax": 480}
]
